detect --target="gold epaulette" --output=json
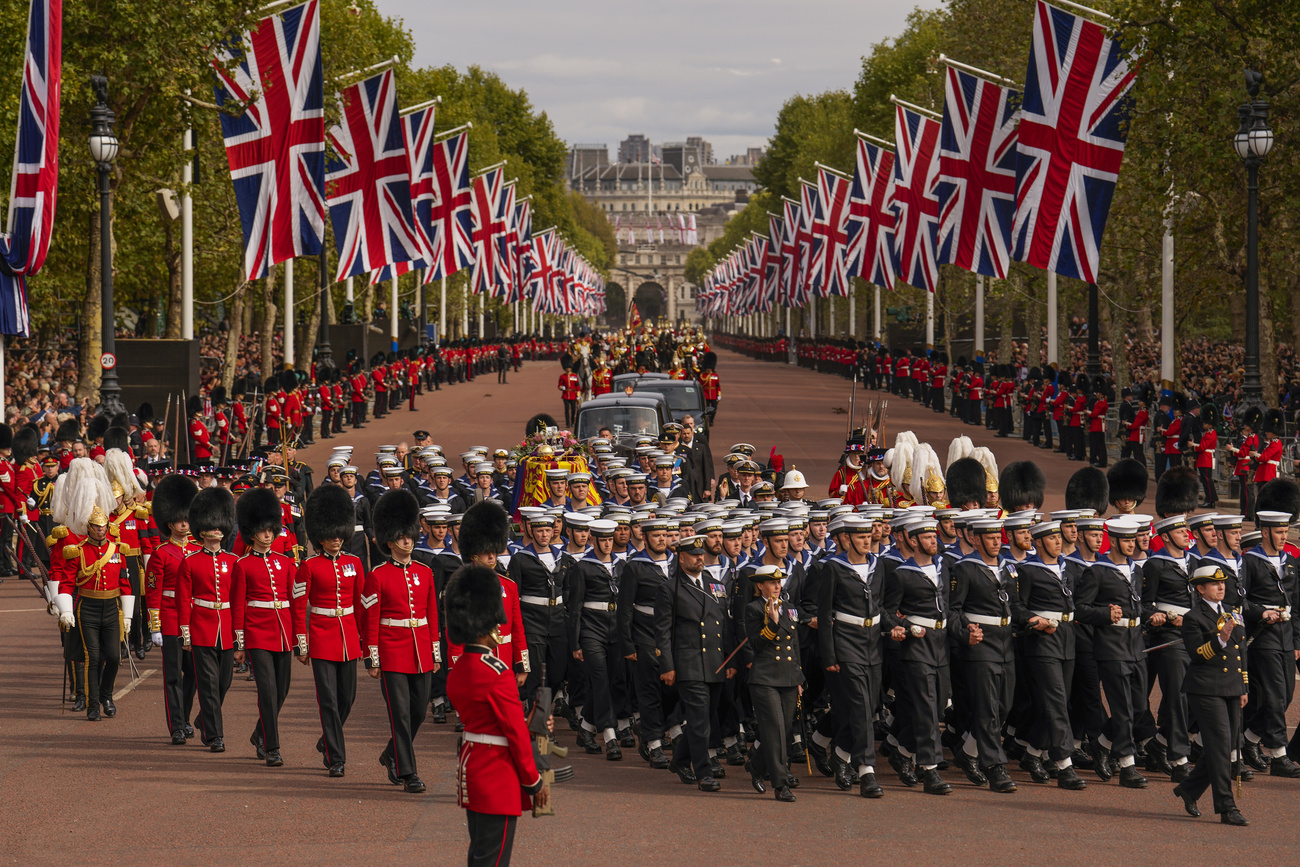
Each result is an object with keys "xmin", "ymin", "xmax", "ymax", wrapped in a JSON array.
[
  {"xmin": 135, "ymin": 505, "xmax": 150, "ymax": 519},
  {"xmin": 62, "ymin": 546, "xmax": 80, "ymax": 560},
  {"xmin": 1196, "ymin": 642, "xmax": 1215, "ymax": 660},
  {"xmin": 51, "ymin": 525, "xmax": 68, "ymax": 540}
]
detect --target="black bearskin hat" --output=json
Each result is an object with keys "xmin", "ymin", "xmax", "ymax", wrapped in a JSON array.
[
  {"xmin": 1065, "ymin": 467, "xmax": 1109, "ymax": 514},
  {"xmin": 1264, "ymin": 409, "xmax": 1285, "ymax": 436},
  {"xmin": 1256, "ymin": 478, "xmax": 1300, "ymax": 521},
  {"xmin": 1242, "ymin": 406, "xmax": 1262, "ymax": 431},
  {"xmin": 525, "ymin": 413, "xmax": 558, "ymax": 437},
  {"xmin": 702, "ymin": 351, "xmax": 717, "ymax": 370},
  {"xmin": 12, "ymin": 425, "xmax": 39, "ymax": 465},
  {"xmin": 236, "ymin": 487, "xmax": 283, "ymax": 545},
  {"xmin": 265, "ymin": 376, "xmax": 280, "ymax": 394},
  {"xmin": 137, "ymin": 402, "xmax": 154, "ymax": 421},
  {"xmin": 278, "ymin": 369, "xmax": 297, "ymax": 392},
  {"xmin": 460, "ymin": 500, "xmax": 510, "ymax": 561},
  {"xmin": 373, "ymin": 489, "xmax": 420, "ymax": 549},
  {"xmin": 1154, "ymin": 466, "xmax": 1199, "ymax": 517},
  {"xmin": 305, "ymin": 484, "xmax": 355, "ymax": 546},
  {"xmin": 186, "ymin": 395, "xmax": 204, "ymax": 418},
  {"xmin": 999, "ymin": 461, "xmax": 1046, "ymax": 511},
  {"xmin": 189, "ymin": 486, "xmax": 235, "ymax": 539},
  {"xmin": 110, "ymin": 412, "xmax": 129, "ymax": 429},
  {"xmin": 1106, "ymin": 458, "xmax": 1148, "ymax": 506},
  {"xmin": 231, "ymin": 379, "xmax": 246, "ymax": 398},
  {"xmin": 1200, "ymin": 403, "xmax": 1219, "ymax": 426},
  {"xmin": 946, "ymin": 457, "xmax": 988, "ymax": 510},
  {"xmin": 560, "ymin": 353, "xmax": 574, "ymax": 371},
  {"xmin": 152, "ymin": 474, "xmax": 198, "ymax": 533},
  {"xmin": 55, "ymin": 417, "xmax": 80, "ymax": 443},
  {"xmin": 0, "ymin": 422, "xmax": 11, "ymax": 451},
  {"xmin": 103, "ymin": 426, "xmax": 131, "ymax": 453},
  {"xmin": 87, "ymin": 415, "xmax": 109, "ymax": 441},
  {"xmin": 210, "ymin": 385, "xmax": 228, "ymax": 406},
  {"xmin": 444, "ymin": 564, "xmax": 506, "ymax": 645}
]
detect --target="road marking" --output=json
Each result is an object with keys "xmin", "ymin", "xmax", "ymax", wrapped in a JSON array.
[{"xmin": 114, "ymin": 668, "xmax": 157, "ymax": 701}]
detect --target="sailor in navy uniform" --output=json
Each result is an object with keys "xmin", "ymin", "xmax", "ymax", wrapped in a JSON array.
[{"xmin": 742, "ymin": 564, "xmax": 804, "ymax": 802}]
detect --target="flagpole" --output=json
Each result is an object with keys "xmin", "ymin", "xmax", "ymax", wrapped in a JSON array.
[
  {"xmin": 853, "ymin": 129, "xmax": 894, "ymax": 150},
  {"xmin": 434, "ymin": 121, "xmax": 473, "ymax": 141},
  {"xmin": 814, "ymin": 162, "xmax": 851, "ymax": 179},
  {"xmin": 439, "ymin": 274, "xmax": 446, "ymax": 345},
  {"xmin": 888, "ymin": 94, "xmax": 942, "ymax": 121},
  {"xmin": 284, "ymin": 258, "xmax": 295, "ymax": 368},
  {"xmin": 1047, "ymin": 271, "xmax": 1059, "ymax": 366},
  {"xmin": 874, "ymin": 286, "xmax": 882, "ymax": 340},
  {"xmin": 975, "ymin": 275, "xmax": 985, "ymax": 355},
  {"xmin": 399, "ymin": 96, "xmax": 440, "ymax": 116},
  {"xmin": 345, "ymin": 275, "xmax": 354, "ymax": 320},
  {"xmin": 935, "ymin": 54, "xmax": 1018, "ymax": 88},
  {"xmin": 390, "ymin": 274, "xmax": 399, "ymax": 351},
  {"xmin": 181, "ymin": 113, "xmax": 194, "ymax": 340},
  {"xmin": 461, "ymin": 283, "xmax": 468, "ymax": 337},
  {"xmin": 336, "ymin": 55, "xmax": 400, "ymax": 83}
]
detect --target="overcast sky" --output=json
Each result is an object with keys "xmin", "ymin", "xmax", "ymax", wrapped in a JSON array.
[{"xmin": 373, "ymin": 0, "xmax": 944, "ymax": 161}]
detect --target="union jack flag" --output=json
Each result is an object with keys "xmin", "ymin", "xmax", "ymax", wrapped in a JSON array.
[
  {"xmin": 325, "ymin": 69, "xmax": 421, "ymax": 282},
  {"xmin": 369, "ymin": 102, "xmax": 436, "ymax": 286},
  {"xmin": 512, "ymin": 198, "xmax": 534, "ymax": 302},
  {"xmin": 1012, "ymin": 0, "xmax": 1137, "ymax": 282},
  {"xmin": 811, "ymin": 167, "xmax": 852, "ymax": 298},
  {"xmin": 780, "ymin": 198, "xmax": 801, "ymax": 306},
  {"xmin": 892, "ymin": 104, "xmax": 942, "ymax": 292},
  {"xmin": 528, "ymin": 228, "xmax": 559, "ymax": 309},
  {"xmin": 498, "ymin": 180, "xmax": 518, "ymax": 300},
  {"xmin": 212, "ymin": 0, "xmax": 324, "ymax": 282},
  {"xmin": 429, "ymin": 131, "xmax": 474, "ymax": 279},
  {"xmin": 937, "ymin": 67, "xmax": 1019, "ymax": 278},
  {"xmin": 845, "ymin": 136, "xmax": 897, "ymax": 291},
  {"xmin": 470, "ymin": 168, "xmax": 511, "ymax": 297},
  {"xmin": 767, "ymin": 213, "xmax": 785, "ymax": 305},
  {"xmin": 0, "ymin": 0, "xmax": 60, "ymax": 336},
  {"xmin": 795, "ymin": 183, "xmax": 818, "ymax": 304}
]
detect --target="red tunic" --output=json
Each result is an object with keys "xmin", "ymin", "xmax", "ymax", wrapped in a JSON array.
[
  {"xmin": 1231, "ymin": 433, "xmax": 1257, "ymax": 477},
  {"xmin": 58, "ymin": 538, "xmax": 132, "ymax": 599},
  {"xmin": 292, "ymin": 553, "xmax": 366, "ymax": 661},
  {"xmin": 449, "ymin": 573, "xmax": 527, "ymax": 673},
  {"xmin": 177, "ymin": 548, "xmax": 239, "ymax": 648},
  {"xmin": 145, "ymin": 538, "xmax": 200, "ymax": 635},
  {"xmin": 558, "ymin": 372, "xmax": 579, "ymax": 401},
  {"xmin": 1128, "ymin": 409, "xmax": 1148, "ymax": 443},
  {"xmin": 232, "ymin": 550, "xmax": 295, "ymax": 652},
  {"xmin": 592, "ymin": 368, "xmax": 613, "ymax": 396},
  {"xmin": 1254, "ymin": 438, "xmax": 1282, "ymax": 483},
  {"xmin": 1162, "ymin": 417, "xmax": 1183, "ymax": 456},
  {"xmin": 1088, "ymin": 398, "xmax": 1108, "ymax": 433},
  {"xmin": 1196, "ymin": 428, "xmax": 1217, "ymax": 469},
  {"xmin": 362, "ymin": 559, "xmax": 440, "ymax": 674},
  {"xmin": 190, "ymin": 419, "xmax": 213, "ymax": 460},
  {"xmin": 700, "ymin": 370, "xmax": 720, "ymax": 401}
]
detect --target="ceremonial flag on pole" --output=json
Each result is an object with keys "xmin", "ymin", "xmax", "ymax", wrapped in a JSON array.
[
  {"xmin": 780, "ymin": 198, "xmax": 801, "ymax": 307},
  {"xmin": 1012, "ymin": 0, "xmax": 1137, "ymax": 282},
  {"xmin": 812, "ymin": 167, "xmax": 852, "ymax": 298},
  {"xmin": 212, "ymin": 0, "xmax": 324, "ymax": 281},
  {"xmin": 845, "ymin": 137, "xmax": 897, "ymax": 291},
  {"xmin": 428, "ymin": 130, "xmax": 474, "ymax": 279},
  {"xmin": 796, "ymin": 183, "xmax": 818, "ymax": 304},
  {"xmin": 937, "ymin": 67, "xmax": 1019, "ymax": 278},
  {"xmin": 892, "ymin": 104, "xmax": 942, "ymax": 292},
  {"xmin": 0, "ymin": 0, "xmax": 60, "ymax": 336},
  {"xmin": 370, "ymin": 101, "xmax": 437, "ymax": 286},
  {"xmin": 325, "ymin": 69, "xmax": 422, "ymax": 281},
  {"xmin": 469, "ymin": 167, "xmax": 511, "ymax": 296}
]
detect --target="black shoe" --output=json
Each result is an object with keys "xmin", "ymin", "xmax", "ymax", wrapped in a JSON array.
[
  {"xmin": 250, "ymin": 733, "xmax": 267, "ymax": 760},
  {"xmin": 328, "ymin": 762, "xmax": 345, "ymax": 778},
  {"xmin": 171, "ymin": 730, "xmax": 187, "ymax": 745},
  {"xmin": 1220, "ymin": 809, "xmax": 1249, "ymax": 826},
  {"xmin": 1056, "ymin": 766, "xmax": 1087, "ymax": 790},
  {"xmin": 86, "ymin": 705, "xmax": 101, "ymax": 722},
  {"xmin": 1146, "ymin": 740, "xmax": 1173, "ymax": 775},
  {"xmin": 209, "ymin": 738, "xmax": 225, "ymax": 753},
  {"xmin": 726, "ymin": 743, "xmax": 746, "ymax": 766},
  {"xmin": 1002, "ymin": 736, "xmax": 1025, "ymax": 761},
  {"xmin": 697, "ymin": 777, "xmax": 721, "ymax": 792},
  {"xmin": 403, "ymin": 774, "xmax": 426, "ymax": 793},
  {"xmin": 1232, "ymin": 760, "xmax": 1254, "ymax": 782},
  {"xmin": 888, "ymin": 750, "xmax": 917, "ymax": 787},
  {"xmin": 709, "ymin": 755, "xmax": 726, "ymax": 779},
  {"xmin": 745, "ymin": 760, "xmax": 766, "ymax": 794},
  {"xmin": 618, "ymin": 726, "xmax": 636, "ymax": 748},
  {"xmin": 135, "ymin": 647, "xmax": 146, "ymax": 661},
  {"xmin": 668, "ymin": 762, "xmax": 697, "ymax": 785},
  {"xmin": 316, "ymin": 737, "xmax": 325, "ymax": 755},
  {"xmin": 120, "ymin": 646, "xmax": 129, "ymax": 661},
  {"xmin": 859, "ymin": 773, "xmax": 884, "ymax": 799},
  {"xmin": 1173, "ymin": 784, "xmax": 1201, "ymax": 817},
  {"xmin": 576, "ymin": 729, "xmax": 602, "ymax": 754},
  {"xmin": 986, "ymin": 764, "xmax": 1017, "ymax": 793},
  {"xmin": 1270, "ymin": 756, "xmax": 1300, "ymax": 778},
  {"xmin": 956, "ymin": 750, "xmax": 987, "ymax": 786},
  {"xmin": 73, "ymin": 696, "xmax": 86, "ymax": 713},
  {"xmin": 101, "ymin": 699, "xmax": 116, "ymax": 718},
  {"xmin": 1242, "ymin": 741, "xmax": 1268, "ymax": 771},
  {"xmin": 1119, "ymin": 765, "xmax": 1149, "ymax": 788},
  {"xmin": 379, "ymin": 752, "xmax": 400, "ymax": 785},
  {"xmin": 774, "ymin": 785, "xmax": 795, "ymax": 802},
  {"xmin": 833, "ymin": 756, "xmax": 853, "ymax": 791},
  {"xmin": 184, "ymin": 722, "xmax": 194, "ymax": 738},
  {"xmin": 1090, "ymin": 743, "xmax": 1114, "ymax": 782},
  {"xmin": 1071, "ymin": 747, "xmax": 1095, "ymax": 770},
  {"xmin": 787, "ymin": 774, "xmax": 799, "ymax": 789},
  {"xmin": 788, "ymin": 742, "xmax": 806, "ymax": 766},
  {"xmin": 432, "ymin": 704, "xmax": 447, "ymax": 724},
  {"xmin": 647, "ymin": 746, "xmax": 670, "ymax": 770},
  {"xmin": 265, "ymin": 750, "xmax": 283, "ymax": 767},
  {"xmin": 1019, "ymin": 753, "xmax": 1051, "ymax": 784},
  {"xmin": 808, "ymin": 739, "xmax": 834, "ymax": 776},
  {"xmin": 605, "ymin": 742, "xmax": 622, "ymax": 761},
  {"xmin": 922, "ymin": 768, "xmax": 953, "ymax": 795},
  {"xmin": 1170, "ymin": 762, "xmax": 1191, "ymax": 783},
  {"xmin": 637, "ymin": 740, "xmax": 650, "ymax": 763}
]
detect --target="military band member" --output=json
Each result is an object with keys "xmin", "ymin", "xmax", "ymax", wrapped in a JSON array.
[
  {"xmin": 295, "ymin": 484, "xmax": 368, "ymax": 777},
  {"xmin": 177, "ymin": 487, "xmax": 239, "ymax": 751},
  {"xmin": 364, "ymin": 489, "xmax": 440, "ymax": 793},
  {"xmin": 1174, "ymin": 565, "xmax": 1249, "ymax": 825},
  {"xmin": 1141, "ymin": 515, "xmax": 1195, "ymax": 780},
  {"xmin": 232, "ymin": 488, "xmax": 296, "ymax": 767},
  {"xmin": 744, "ymin": 564, "xmax": 802, "ymax": 802}
]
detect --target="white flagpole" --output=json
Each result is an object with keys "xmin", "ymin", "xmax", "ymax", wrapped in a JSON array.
[
  {"xmin": 439, "ymin": 274, "xmax": 447, "ymax": 345},
  {"xmin": 849, "ymin": 288, "xmax": 856, "ymax": 338},
  {"xmin": 1047, "ymin": 271, "xmax": 1059, "ymax": 365},
  {"xmin": 284, "ymin": 258, "xmax": 295, "ymax": 367},
  {"xmin": 390, "ymin": 273, "xmax": 399, "ymax": 350},
  {"xmin": 975, "ymin": 274, "xmax": 985, "ymax": 355},
  {"xmin": 181, "ymin": 117, "xmax": 193, "ymax": 339},
  {"xmin": 874, "ymin": 286, "xmax": 882, "ymax": 339},
  {"xmin": 925, "ymin": 290, "xmax": 935, "ymax": 348}
]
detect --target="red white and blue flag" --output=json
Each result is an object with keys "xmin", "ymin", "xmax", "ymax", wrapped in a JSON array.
[
  {"xmin": 780, "ymin": 198, "xmax": 802, "ymax": 307},
  {"xmin": 796, "ymin": 183, "xmax": 818, "ymax": 305},
  {"xmin": 1012, "ymin": 0, "xmax": 1137, "ymax": 282},
  {"xmin": 845, "ymin": 136, "xmax": 897, "ymax": 291},
  {"xmin": 937, "ymin": 67, "xmax": 1019, "ymax": 278},
  {"xmin": 212, "ymin": 0, "xmax": 324, "ymax": 283},
  {"xmin": 0, "ymin": 0, "xmax": 60, "ymax": 336},
  {"xmin": 511, "ymin": 198, "xmax": 534, "ymax": 302},
  {"xmin": 370, "ymin": 101, "xmax": 436, "ymax": 286},
  {"xmin": 429, "ymin": 130, "xmax": 474, "ymax": 279},
  {"xmin": 325, "ymin": 69, "xmax": 421, "ymax": 282},
  {"xmin": 892, "ymin": 104, "xmax": 942, "ymax": 292},
  {"xmin": 469, "ymin": 167, "xmax": 511, "ymax": 297},
  {"xmin": 811, "ymin": 167, "xmax": 852, "ymax": 298}
]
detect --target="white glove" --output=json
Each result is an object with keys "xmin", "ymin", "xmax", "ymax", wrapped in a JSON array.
[
  {"xmin": 124, "ymin": 618, "xmax": 133, "ymax": 635},
  {"xmin": 25, "ymin": 497, "xmax": 34, "ymax": 509},
  {"xmin": 18, "ymin": 510, "xmax": 29, "ymax": 523},
  {"xmin": 151, "ymin": 631, "xmax": 164, "ymax": 647},
  {"xmin": 120, "ymin": 594, "xmax": 136, "ymax": 624},
  {"xmin": 58, "ymin": 611, "xmax": 75, "ymax": 629}
]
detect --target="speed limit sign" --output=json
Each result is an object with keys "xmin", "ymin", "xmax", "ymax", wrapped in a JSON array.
[{"xmin": 100, "ymin": 352, "xmax": 116, "ymax": 370}]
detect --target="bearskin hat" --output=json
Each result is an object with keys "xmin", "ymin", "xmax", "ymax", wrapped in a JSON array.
[
  {"xmin": 53, "ymin": 418, "xmax": 79, "ymax": 444},
  {"xmin": 1242, "ymin": 406, "xmax": 1262, "ymax": 431},
  {"xmin": 189, "ymin": 486, "xmax": 235, "ymax": 539},
  {"xmin": 0, "ymin": 422, "xmax": 11, "ymax": 451},
  {"xmin": 702, "ymin": 351, "xmax": 717, "ymax": 370},
  {"xmin": 1000, "ymin": 461, "xmax": 1046, "ymax": 511},
  {"xmin": 1065, "ymin": 467, "xmax": 1109, "ymax": 514},
  {"xmin": 373, "ymin": 489, "xmax": 420, "ymax": 549},
  {"xmin": 103, "ymin": 425, "xmax": 131, "ymax": 453},
  {"xmin": 86, "ymin": 414, "xmax": 109, "ymax": 441},
  {"xmin": 1256, "ymin": 478, "xmax": 1300, "ymax": 521},
  {"xmin": 278, "ymin": 369, "xmax": 297, "ymax": 392},
  {"xmin": 560, "ymin": 353, "xmax": 574, "ymax": 371},
  {"xmin": 137, "ymin": 402, "xmax": 154, "ymax": 421},
  {"xmin": 210, "ymin": 385, "xmax": 228, "ymax": 406},
  {"xmin": 945, "ymin": 457, "xmax": 987, "ymax": 510},
  {"xmin": 1264, "ymin": 408, "xmax": 1285, "ymax": 436},
  {"xmin": 525, "ymin": 413, "xmax": 558, "ymax": 437},
  {"xmin": 236, "ymin": 487, "xmax": 283, "ymax": 545},
  {"xmin": 444, "ymin": 564, "xmax": 507, "ymax": 646},
  {"xmin": 305, "ymin": 484, "xmax": 355, "ymax": 547},
  {"xmin": 1154, "ymin": 466, "xmax": 1199, "ymax": 517},
  {"xmin": 11, "ymin": 425, "xmax": 39, "ymax": 465},
  {"xmin": 1106, "ymin": 459, "xmax": 1148, "ymax": 507},
  {"xmin": 460, "ymin": 499, "xmax": 510, "ymax": 561}
]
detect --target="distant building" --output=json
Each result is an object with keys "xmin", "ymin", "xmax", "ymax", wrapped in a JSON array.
[
  {"xmin": 567, "ymin": 144, "xmax": 609, "ymax": 177},
  {"xmin": 726, "ymin": 147, "xmax": 766, "ymax": 166},
  {"xmin": 618, "ymin": 134, "xmax": 651, "ymax": 164},
  {"xmin": 685, "ymin": 136, "xmax": 714, "ymax": 166}
]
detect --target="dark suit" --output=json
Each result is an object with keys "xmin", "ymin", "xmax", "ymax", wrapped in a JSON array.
[
  {"xmin": 1076, "ymin": 557, "xmax": 1148, "ymax": 761},
  {"xmin": 817, "ymin": 552, "xmax": 883, "ymax": 773},
  {"xmin": 1180, "ymin": 597, "xmax": 1246, "ymax": 814},
  {"xmin": 743, "ymin": 596, "xmax": 803, "ymax": 789},
  {"xmin": 882, "ymin": 557, "xmax": 950, "ymax": 767}
]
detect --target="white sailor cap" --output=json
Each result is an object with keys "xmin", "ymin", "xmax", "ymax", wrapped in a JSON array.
[
  {"xmin": 1030, "ymin": 520, "xmax": 1062, "ymax": 539},
  {"xmin": 1211, "ymin": 514, "xmax": 1245, "ymax": 529},
  {"xmin": 1153, "ymin": 515, "xmax": 1188, "ymax": 535},
  {"xmin": 1256, "ymin": 510, "xmax": 1292, "ymax": 528},
  {"xmin": 588, "ymin": 519, "xmax": 618, "ymax": 536}
]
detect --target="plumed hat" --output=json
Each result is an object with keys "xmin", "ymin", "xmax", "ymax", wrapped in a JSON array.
[
  {"xmin": 444, "ymin": 564, "xmax": 507, "ymax": 645},
  {"xmin": 236, "ymin": 487, "xmax": 283, "ymax": 545}
]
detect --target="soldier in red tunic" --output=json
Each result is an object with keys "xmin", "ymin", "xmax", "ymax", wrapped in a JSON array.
[
  {"xmin": 364, "ymin": 489, "xmax": 440, "ymax": 793},
  {"xmin": 699, "ymin": 351, "xmax": 721, "ymax": 419},
  {"xmin": 177, "ymin": 487, "xmax": 239, "ymax": 752},
  {"xmin": 558, "ymin": 358, "xmax": 580, "ymax": 429},
  {"xmin": 146, "ymin": 475, "xmax": 200, "ymax": 744},
  {"xmin": 232, "ymin": 488, "xmax": 296, "ymax": 767},
  {"xmin": 295, "ymin": 484, "xmax": 368, "ymax": 777},
  {"xmin": 445, "ymin": 564, "xmax": 547, "ymax": 867},
  {"xmin": 448, "ymin": 500, "xmax": 528, "ymax": 681}
]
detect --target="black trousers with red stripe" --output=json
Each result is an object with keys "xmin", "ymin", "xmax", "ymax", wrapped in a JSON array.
[
  {"xmin": 249, "ymin": 648, "xmax": 292, "ymax": 753},
  {"xmin": 380, "ymin": 670, "xmax": 431, "ymax": 778},
  {"xmin": 312, "ymin": 657, "xmax": 357, "ymax": 767},
  {"xmin": 160, "ymin": 634, "xmax": 196, "ymax": 735},
  {"xmin": 192, "ymin": 644, "xmax": 233, "ymax": 744},
  {"xmin": 466, "ymin": 811, "xmax": 518, "ymax": 867}
]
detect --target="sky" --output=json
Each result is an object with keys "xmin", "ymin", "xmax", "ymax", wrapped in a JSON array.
[{"xmin": 372, "ymin": 0, "xmax": 945, "ymax": 161}]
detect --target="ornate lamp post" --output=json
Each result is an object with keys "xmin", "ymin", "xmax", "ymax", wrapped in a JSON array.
[
  {"xmin": 89, "ymin": 76, "xmax": 125, "ymax": 416},
  {"xmin": 1235, "ymin": 69, "xmax": 1273, "ymax": 410}
]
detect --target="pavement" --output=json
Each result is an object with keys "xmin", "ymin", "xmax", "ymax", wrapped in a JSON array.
[{"xmin": 0, "ymin": 347, "xmax": 1294, "ymax": 864}]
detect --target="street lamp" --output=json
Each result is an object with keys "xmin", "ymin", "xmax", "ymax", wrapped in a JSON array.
[
  {"xmin": 89, "ymin": 75, "xmax": 125, "ymax": 416},
  {"xmin": 1236, "ymin": 69, "xmax": 1273, "ymax": 411}
]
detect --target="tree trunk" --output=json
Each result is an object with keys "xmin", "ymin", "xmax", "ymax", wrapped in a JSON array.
[
  {"xmin": 297, "ymin": 261, "xmax": 320, "ymax": 371},
  {"xmin": 996, "ymin": 280, "xmax": 1015, "ymax": 364},
  {"xmin": 261, "ymin": 265, "xmax": 278, "ymax": 382},
  {"xmin": 76, "ymin": 208, "xmax": 103, "ymax": 402},
  {"xmin": 223, "ymin": 281, "xmax": 246, "ymax": 392},
  {"xmin": 1023, "ymin": 270, "xmax": 1043, "ymax": 369},
  {"xmin": 162, "ymin": 215, "xmax": 183, "ymax": 339},
  {"xmin": 1100, "ymin": 287, "xmax": 1128, "ymax": 390}
]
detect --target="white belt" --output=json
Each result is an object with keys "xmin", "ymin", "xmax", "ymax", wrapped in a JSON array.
[
  {"xmin": 247, "ymin": 600, "xmax": 289, "ymax": 609},
  {"xmin": 521, "ymin": 595, "xmax": 563, "ymax": 607},
  {"xmin": 583, "ymin": 601, "xmax": 616, "ymax": 612},
  {"xmin": 194, "ymin": 599, "xmax": 230, "ymax": 610},
  {"xmin": 906, "ymin": 615, "xmax": 945, "ymax": 630},
  {"xmin": 162, "ymin": 590, "xmax": 175, "ymax": 598},
  {"xmin": 463, "ymin": 732, "xmax": 508, "ymax": 747},
  {"xmin": 380, "ymin": 617, "xmax": 428, "ymax": 627},
  {"xmin": 833, "ymin": 611, "xmax": 879, "ymax": 628},
  {"xmin": 633, "ymin": 604, "xmax": 654, "ymax": 616},
  {"xmin": 497, "ymin": 633, "xmax": 512, "ymax": 644},
  {"xmin": 1155, "ymin": 603, "xmax": 1190, "ymax": 617},
  {"xmin": 1031, "ymin": 610, "xmax": 1073, "ymax": 622},
  {"xmin": 1112, "ymin": 617, "xmax": 1141, "ymax": 628},
  {"xmin": 354, "ymin": 524, "xmax": 364, "ymax": 532},
  {"xmin": 311, "ymin": 605, "xmax": 355, "ymax": 617},
  {"xmin": 966, "ymin": 613, "xmax": 1011, "ymax": 627}
]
